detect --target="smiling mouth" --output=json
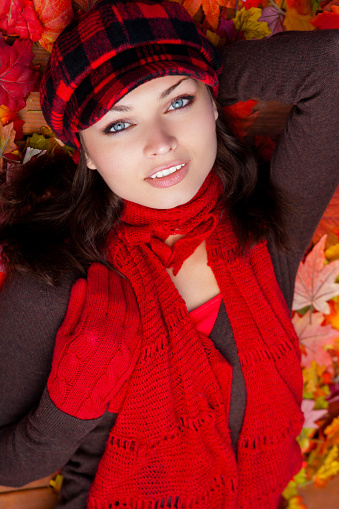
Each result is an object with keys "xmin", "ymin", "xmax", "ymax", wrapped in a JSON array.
[{"xmin": 150, "ymin": 163, "xmax": 186, "ymax": 179}]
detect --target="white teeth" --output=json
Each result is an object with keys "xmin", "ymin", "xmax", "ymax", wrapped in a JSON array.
[{"xmin": 150, "ymin": 163, "xmax": 185, "ymax": 179}]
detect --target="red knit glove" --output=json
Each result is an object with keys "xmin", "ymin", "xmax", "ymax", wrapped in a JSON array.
[{"xmin": 47, "ymin": 263, "xmax": 141, "ymax": 419}]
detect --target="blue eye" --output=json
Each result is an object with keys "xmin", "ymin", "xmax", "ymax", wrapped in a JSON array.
[
  {"xmin": 111, "ymin": 121, "xmax": 129, "ymax": 132},
  {"xmin": 168, "ymin": 95, "xmax": 194, "ymax": 111},
  {"xmin": 104, "ymin": 120, "xmax": 132, "ymax": 134}
]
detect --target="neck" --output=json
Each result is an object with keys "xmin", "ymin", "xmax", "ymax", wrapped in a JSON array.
[{"xmin": 165, "ymin": 233, "xmax": 185, "ymax": 247}]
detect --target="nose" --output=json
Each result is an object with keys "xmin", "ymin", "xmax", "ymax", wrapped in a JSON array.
[{"xmin": 143, "ymin": 120, "xmax": 177, "ymax": 157}]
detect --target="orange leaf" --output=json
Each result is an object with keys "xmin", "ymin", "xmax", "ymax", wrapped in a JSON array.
[
  {"xmin": 313, "ymin": 185, "xmax": 339, "ymax": 244},
  {"xmin": 33, "ymin": 0, "xmax": 74, "ymax": 52},
  {"xmin": 183, "ymin": 0, "xmax": 202, "ymax": 17},
  {"xmin": 286, "ymin": 0, "xmax": 313, "ymax": 15},
  {"xmin": 0, "ymin": 104, "xmax": 24, "ymax": 140},
  {"xmin": 310, "ymin": 5, "xmax": 339, "ymax": 28},
  {"xmin": 283, "ymin": 7, "xmax": 315, "ymax": 30},
  {"xmin": 202, "ymin": 0, "xmax": 221, "ymax": 30}
]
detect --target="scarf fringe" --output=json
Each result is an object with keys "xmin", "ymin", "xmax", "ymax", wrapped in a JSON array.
[
  {"xmin": 141, "ymin": 334, "xmax": 168, "ymax": 361},
  {"xmin": 238, "ymin": 416, "xmax": 304, "ymax": 451},
  {"xmin": 239, "ymin": 336, "xmax": 296, "ymax": 366},
  {"xmin": 108, "ymin": 410, "xmax": 218, "ymax": 456},
  {"xmin": 87, "ymin": 474, "xmax": 233, "ymax": 509}
]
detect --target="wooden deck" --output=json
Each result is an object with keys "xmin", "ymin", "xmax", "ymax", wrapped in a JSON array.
[{"xmin": 0, "ymin": 476, "xmax": 59, "ymax": 509}]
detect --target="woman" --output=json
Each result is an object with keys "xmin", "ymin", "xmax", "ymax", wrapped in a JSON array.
[{"xmin": 0, "ymin": 0, "xmax": 338, "ymax": 507}]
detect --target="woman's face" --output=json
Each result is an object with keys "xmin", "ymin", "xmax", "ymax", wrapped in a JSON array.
[{"xmin": 81, "ymin": 75, "xmax": 218, "ymax": 209}]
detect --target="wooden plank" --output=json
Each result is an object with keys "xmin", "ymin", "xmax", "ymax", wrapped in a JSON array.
[
  {"xmin": 0, "ymin": 474, "xmax": 56, "ymax": 494},
  {"xmin": 300, "ymin": 477, "xmax": 339, "ymax": 509},
  {"xmin": 0, "ymin": 487, "xmax": 58, "ymax": 509}
]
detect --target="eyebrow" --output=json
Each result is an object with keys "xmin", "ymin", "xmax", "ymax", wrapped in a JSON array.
[{"xmin": 110, "ymin": 77, "xmax": 190, "ymax": 113}]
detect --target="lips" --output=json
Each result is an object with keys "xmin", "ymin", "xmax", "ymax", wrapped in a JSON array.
[
  {"xmin": 150, "ymin": 163, "xmax": 186, "ymax": 179},
  {"xmin": 145, "ymin": 162, "xmax": 189, "ymax": 189}
]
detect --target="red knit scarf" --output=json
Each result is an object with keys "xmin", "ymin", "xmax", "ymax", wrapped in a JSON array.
[
  {"xmin": 48, "ymin": 171, "xmax": 304, "ymax": 508},
  {"xmin": 85, "ymin": 171, "xmax": 304, "ymax": 508}
]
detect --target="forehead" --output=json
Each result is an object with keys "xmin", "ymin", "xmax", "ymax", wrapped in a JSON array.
[{"xmin": 111, "ymin": 76, "xmax": 201, "ymax": 109}]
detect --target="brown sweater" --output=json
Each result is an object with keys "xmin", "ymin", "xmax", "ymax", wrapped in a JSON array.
[{"xmin": 0, "ymin": 30, "xmax": 338, "ymax": 508}]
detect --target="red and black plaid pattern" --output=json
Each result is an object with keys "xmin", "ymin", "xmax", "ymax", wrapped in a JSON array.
[{"xmin": 40, "ymin": 0, "xmax": 222, "ymax": 149}]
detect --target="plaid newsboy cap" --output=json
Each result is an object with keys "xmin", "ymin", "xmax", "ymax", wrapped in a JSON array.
[{"xmin": 40, "ymin": 0, "xmax": 222, "ymax": 149}]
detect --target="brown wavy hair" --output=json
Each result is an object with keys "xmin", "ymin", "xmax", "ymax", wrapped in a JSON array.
[{"xmin": 0, "ymin": 104, "xmax": 291, "ymax": 285}]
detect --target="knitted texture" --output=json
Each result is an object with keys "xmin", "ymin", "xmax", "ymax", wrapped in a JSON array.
[
  {"xmin": 47, "ymin": 171, "xmax": 304, "ymax": 508},
  {"xmin": 40, "ymin": 0, "xmax": 222, "ymax": 149}
]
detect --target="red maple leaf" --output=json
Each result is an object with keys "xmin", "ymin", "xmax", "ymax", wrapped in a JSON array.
[
  {"xmin": 241, "ymin": 0, "xmax": 264, "ymax": 9},
  {"xmin": 223, "ymin": 99, "xmax": 259, "ymax": 138},
  {"xmin": 310, "ymin": 5, "xmax": 339, "ymax": 28},
  {"xmin": 0, "ymin": 35, "xmax": 39, "ymax": 111},
  {"xmin": 0, "ymin": 0, "xmax": 43, "ymax": 41}
]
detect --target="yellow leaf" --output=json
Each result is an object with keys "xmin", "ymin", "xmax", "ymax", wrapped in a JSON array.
[
  {"xmin": 205, "ymin": 29, "xmax": 220, "ymax": 46},
  {"xmin": 233, "ymin": 7, "xmax": 271, "ymax": 40},
  {"xmin": 283, "ymin": 8, "xmax": 316, "ymax": 30},
  {"xmin": 325, "ymin": 243, "xmax": 339, "ymax": 262},
  {"xmin": 314, "ymin": 445, "xmax": 339, "ymax": 487},
  {"xmin": 50, "ymin": 473, "xmax": 63, "ymax": 493}
]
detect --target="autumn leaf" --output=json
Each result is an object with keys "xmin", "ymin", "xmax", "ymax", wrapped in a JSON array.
[
  {"xmin": 183, "ymin": 0, "xmax": 203, "ymax": 18},
  {"xmin": 0, "ymin": 122, "xmax": 17, "ymax": 170},
  {"xmin": 233, "ymin": 7, "xmax": 271, "ymax": 40},
  {"xmin": 283, "ymin": 7, "xmax": 315, "ymax": 30},
  {"xmin": 310, "ymin": 5, "xmax": 339, "ymax": 28},
  {"xmin": 73, "ymin": 0, "xmax": 98, "ymax": 12},
  {"xmin": 202, "ymin": 0, "xmax": 223, "ymax": 30},
  {"xmin": 321, "ymin": 0, "xmax": 339, "ymax": 12},
  {"xmin": 286, "ymin": 0, "xmax": 313, "ymax": 15},
  {"xmin": 0, "ymin": 271, "xmax": 6, "ymax": 290},
  {"xmin": 223, "ymin": 99, "xmax": 259, "ymax": 137},
  {"xmin": 324, "ymin": 415, "xmax": 339, "ymax": 439},
  {"xmin": 0, "ymin": 0, "xmax": 43, "ymax": 41},
  {"xmin": 217, "ymin": 17, "xmax": 239, "ymax": 42},
  {"xmin": 241, "ymin": 0, "xmax": 266, "ymax": 9},
  {"xmin": 0, "ymin": 36, "xmax": 39, "ymax": 111},
  {"xmin": 259, "ymin": 6, "xmax": 286, "ymax": 35},
  {"xmin": 292, "ymin": 310, "xmax": 339, "ymax": 369},
  {"xmin": 313, "ymin": 186, "xmax": 339, "ymax": 244},
  {"xmin": 314, "ymin": 444, "xmax": 339, "ymax": 488},
  {"xmin": 33, "ymin": 0, "xmax": 74, "ymax": 52},
  {"xmin": 292, "ymin": 235, "xmax": 339, "ymax": 314},
  {"xmin": 301, "ymin": 399, "xmax": 327, "ymax": 429},
  {"xmin": 0, "ymin": 104, "xmax": 24, "ymax": 140},
  {"xmin": 254, "ymin": 135, "xmax": 276, "ymax": 162}
]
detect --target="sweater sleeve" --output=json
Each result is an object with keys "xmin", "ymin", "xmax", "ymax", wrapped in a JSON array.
[
  {"xmin": 0, "ymin": 270, "xmax": 76, "ymax": 426},
  {"xmin": 219, "ymin": 29, "xmax": 339, "ymax": 260},
  {"xmin": 0, "ymin": 270, "xmax": 116, "ymax": 501}
]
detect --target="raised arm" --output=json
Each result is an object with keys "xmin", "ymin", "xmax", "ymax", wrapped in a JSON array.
[{"xmin": 219, "ymin": 29, "xmax": 339, "ymax": 258}]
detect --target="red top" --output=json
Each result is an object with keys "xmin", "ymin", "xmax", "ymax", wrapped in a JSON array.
[{"xmin": 189, "ymin": 293, "xmax": 222, "ymax": 336}]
